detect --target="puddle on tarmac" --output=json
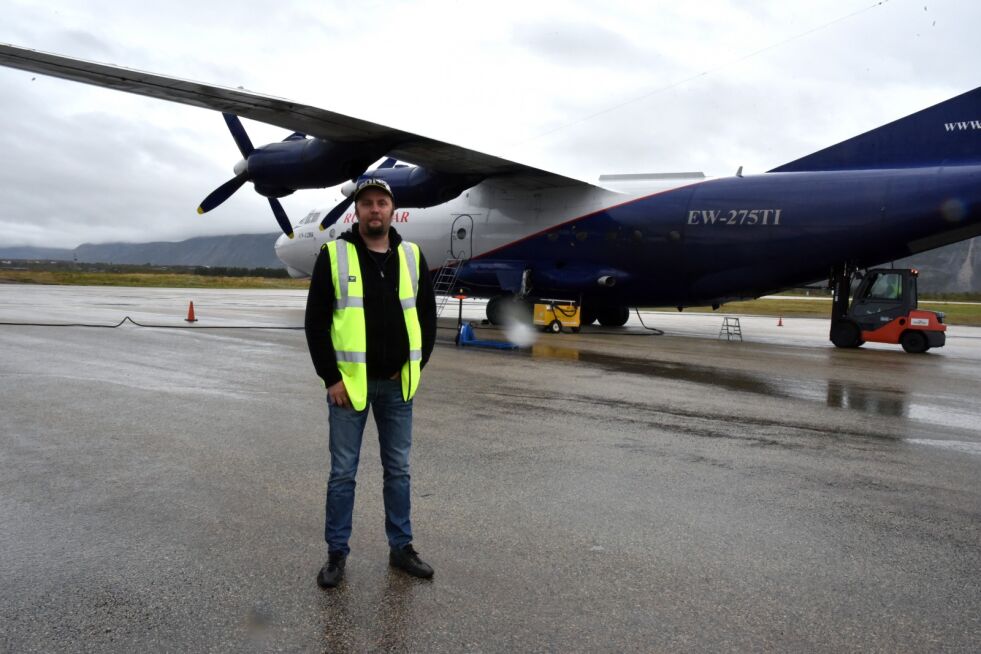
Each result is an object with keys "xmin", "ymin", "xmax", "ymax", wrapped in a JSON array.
[
  {"xmin": 824, "ymin": 381, "xmax": 906, "ymax": 417},
  {"xmin": 906, "ymin": 439, "xmax": 981, "ymax": 456},
  {"xmin": 528, "ymin": 346, "xmax": 981, "ymax": 433},
  {"xmin": 534, "ymin": 347, "xmax": 815, "ymax": 402},
  {"xmin": 906, "ymin": 404, "xmax": 981, "ymax": 432}
]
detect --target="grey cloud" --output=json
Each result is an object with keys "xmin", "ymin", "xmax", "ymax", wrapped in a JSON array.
[
  {"xmin": 52, "ymin": 29, "xmax": 118, "ymax": 60},
  {"xmin": 514, "ymin": 72, "xmax": 951, "ymax": 182},
  {"xmin": 0, "ymin": 74, "xmax": 282, "ymax": 248},
  {"xmin": 511, "ymin": 20, "xmax": 662, "ymax": 71},
  {"xmin": 2, "ymin": 0, "xmax": 980, "ymax": 251}
]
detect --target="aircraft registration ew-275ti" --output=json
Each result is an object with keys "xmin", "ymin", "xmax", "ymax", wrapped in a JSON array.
[{"xmin": 2, "ymin": 43, "xmax": 980, "ymax": 347}]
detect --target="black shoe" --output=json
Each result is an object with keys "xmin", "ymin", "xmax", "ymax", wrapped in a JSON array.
[
  {"xmin": 389, "ymin": 544, "xmax": 434, "ymax": 579},
  {"xmin": 317, "ymin": 552, "xmax": 346, "ymax": 589}
]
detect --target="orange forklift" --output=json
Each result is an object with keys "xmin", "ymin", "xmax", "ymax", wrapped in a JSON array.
[{"xmin": 829, "ymin": 267, "xmax": 946, "ymax": 353}]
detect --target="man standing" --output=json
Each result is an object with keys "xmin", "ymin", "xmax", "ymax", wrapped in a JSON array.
[{"xmin": 305, "ymin": 178, "xmax": 437, "ymax": 588}]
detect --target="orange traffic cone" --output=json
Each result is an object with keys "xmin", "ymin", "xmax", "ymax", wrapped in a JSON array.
[
  {"xmin": 777, "ymin": 316, "xmax": 783, "ymax": 327},
  {"xmin": 185, "ymin": 301, "xmax": 197, "ymax": 323}
]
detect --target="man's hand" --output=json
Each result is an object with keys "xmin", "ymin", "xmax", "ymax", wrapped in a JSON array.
[{"xmin": 327, "ymin": 380, "xmax": 351, "ymax": 408}]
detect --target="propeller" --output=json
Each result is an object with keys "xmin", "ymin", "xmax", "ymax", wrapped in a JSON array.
[
  {"xmin": 197, "ymin": 113, "xmax": 296, "ymax": 238},
  {"xmin": 224, "ymin": 112, "xmax": 254, "ymax": 156},
  {"xmin": 198, "ymin": 174, "xmax": 248, "ymax": 214},
  {"xmin": 268, "ymin": 198, "xmax": 293, "ymax": 237},
  {"xmin": 318, "ymin": 158, "xmax": 397, "ymax": 232}
]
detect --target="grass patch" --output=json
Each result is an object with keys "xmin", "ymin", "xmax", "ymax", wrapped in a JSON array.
[
  {"xmin": 0, "ymin": 270, "xmax": 309, "ymax": 290},
  {"xmin": 3, "ymin": 268, "xmax": 979, "ymax": 325}
]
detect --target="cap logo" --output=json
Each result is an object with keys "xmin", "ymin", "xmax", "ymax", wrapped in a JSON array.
[{"xmin": 354, "ymin": 177, "xmax": 394, "ymax": 202}]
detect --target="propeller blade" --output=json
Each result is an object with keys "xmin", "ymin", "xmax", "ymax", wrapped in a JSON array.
[
  {"xmin": 268, "ymin": 198, "xmax": 294, "ymax": 238},
  {"xmin": 222, "ymin": 113, "xmax": 254, "ymax": 157},
  {"xmin": 319, "ymin": 195, "xmax": 355, "ymax": 231},
  {"xmin": 327, "ymin": 159, "xmax": 395, "ymax": 226},
  {"xmin": 197, "ymin": 175, "xmax": 248, "ymax": 214}
]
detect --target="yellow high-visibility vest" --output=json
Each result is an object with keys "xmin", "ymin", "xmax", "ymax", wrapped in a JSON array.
[{"xmin": 326, "ymin": 239, "xmax": 423, "ymax": 411}]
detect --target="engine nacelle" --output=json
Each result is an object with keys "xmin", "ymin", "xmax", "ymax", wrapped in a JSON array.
[
  {"xmin": 360, "ymin": 166, "xmax": 484, "ymax": 208},
  {"xmin": 246, "ymin": 138, "xmax": 390, "ymax": 197}
]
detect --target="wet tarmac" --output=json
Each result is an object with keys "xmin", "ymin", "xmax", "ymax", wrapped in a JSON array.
[{"xmin": 1, "ymin": 285, "xmax": 980, "ymax": 652}]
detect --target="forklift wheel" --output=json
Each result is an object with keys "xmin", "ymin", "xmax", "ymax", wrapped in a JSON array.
[
  {"xmin": 547, "ymin": 320, "xmax": 562, "ymax": 334},
  {"xmin": 830, "ymin": 320, "xmax": 862, "ymax": 348},
  {"xmin": 900, "ymin": 330, "xmax": 929, "ymax": 354}
]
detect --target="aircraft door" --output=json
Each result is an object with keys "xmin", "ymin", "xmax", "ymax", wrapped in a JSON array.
[{"xmin": 449, "ymin": 214, "xmax": 474, "ymax": 260}]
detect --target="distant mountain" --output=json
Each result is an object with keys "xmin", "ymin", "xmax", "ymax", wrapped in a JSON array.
[
  {"xmin": 0, "ymin": 246, "xmax": 75, "ymax": 260},
  {"xmin": 2, "ymin": 232, "xmax": 980, "ymax": 292},
  {"xmin": 899, "ymin": 237, "xmax": 981, "ymax": 293},
  {"xmin": 0, "ymin": 233, "xmax": 284, "ymax": 269}
]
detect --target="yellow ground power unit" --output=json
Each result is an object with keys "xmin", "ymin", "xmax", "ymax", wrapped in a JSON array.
[{"xmin": 533, "ymin": 300, "xmax": 581, "ymax": 333}]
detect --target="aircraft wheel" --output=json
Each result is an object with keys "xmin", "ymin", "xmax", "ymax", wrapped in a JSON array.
[
  {"xmin": 486, "ymin": 296, "xmax": 505, "ymax": 325},
  {"xmin": 830, "ymin": 320, "xmax": 862, "ymax": 348},
  {"xmin": 486, "ymin": 295, "xmax": 532, "ymax": 325},
  {"xmin": 514, "ymin": 297, "xmax": 534, "ymax": 324},
  {"xmin": 597, "ymin": 305, "xmax": 630, "ymax": 327},
  {"xmin": 579, "ymin": 307, "xmax": 597, "ymax": 326},
  {"xmin": 546, "ymin": 320, "xmax": 562, "ymax": 334},
  {"xmin": 901, "ymin": 330, "xmax": 929, "ymax": 354}
]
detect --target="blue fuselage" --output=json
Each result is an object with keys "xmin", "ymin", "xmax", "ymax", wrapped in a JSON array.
[{"xmin": 457, "ymin": 166, "xmax": 981, "ymax": 307}]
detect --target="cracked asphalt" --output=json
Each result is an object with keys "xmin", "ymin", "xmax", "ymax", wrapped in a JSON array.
[{"xmin": 1, "ymin": 286, "xmax": 979, "ymax": 652}]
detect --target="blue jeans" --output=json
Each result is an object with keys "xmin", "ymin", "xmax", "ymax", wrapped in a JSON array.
[{"xmin": 325, "ymin": 378, "xmax": 413, "ymax": 556}]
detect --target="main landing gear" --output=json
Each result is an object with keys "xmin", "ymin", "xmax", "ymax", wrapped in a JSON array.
[
  {"xmin": 485, "ymin": 295, "xmax": 533, "ymax": 325},
  {"xmin": 596, "ymin": 305, "xmax": 630, "ymax": 327},
  {"xmin": 579, "ymin": 304, "xmax": 630, "ymax": 327}
]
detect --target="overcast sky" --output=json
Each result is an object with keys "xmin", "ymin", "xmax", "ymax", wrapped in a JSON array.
[{"xmin": 1, "ymin": 0, "xmax": 979, "ymax": 248}]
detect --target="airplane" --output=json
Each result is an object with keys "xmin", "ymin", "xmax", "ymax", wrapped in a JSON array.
[{"xmin": 2, "ymin": 43, "xmax": 980, "ymax": 340}]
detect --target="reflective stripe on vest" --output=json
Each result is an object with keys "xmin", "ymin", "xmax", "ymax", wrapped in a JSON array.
[
  {"xmin": 327, "ymin": 239, "xmax": 423, "ymax": 411},
  {"xmin": 398, "ymin": 242, "xmax": 423, "ymax": 402}
]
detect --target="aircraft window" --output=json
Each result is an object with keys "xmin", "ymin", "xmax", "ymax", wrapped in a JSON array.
[
  {"xmin": 547, "ymin": 232, "xmax": 559, "ymax": 242},
  {"xmin": 576, "ymin": 231, "xmax": 588, "ymax": 241},
  {"xmin": 866, "ymin": 273, "xmax": 902, "ymax": 300},
  {"xmin": 606, "ymin": 230, "xmax": 618, "ymax": 241}
]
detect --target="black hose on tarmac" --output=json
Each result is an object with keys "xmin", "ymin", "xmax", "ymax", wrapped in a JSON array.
[{"xmin": 0, "ymin": 316, "xmax": 303, "ymax": 329}]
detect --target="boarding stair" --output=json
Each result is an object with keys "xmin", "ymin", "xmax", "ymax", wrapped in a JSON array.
[{"xmin": 432, "ymin": 257, "xmax": 466, "ymax": 317}]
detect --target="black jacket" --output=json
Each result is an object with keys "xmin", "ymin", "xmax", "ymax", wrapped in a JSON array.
[{"xmin": 305, "ymin": 226, "xmax": 437, "ymax": 387}]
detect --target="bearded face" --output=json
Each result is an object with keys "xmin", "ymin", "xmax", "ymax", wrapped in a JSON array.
[{"xmin": 355, "ymin": 189, "xmax": 395, "ymax": 239}]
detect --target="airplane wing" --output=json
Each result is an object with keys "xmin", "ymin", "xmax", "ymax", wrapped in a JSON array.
[{"xmin": 0, "ymin": 43, "xmax": 597, "ymax": 192}]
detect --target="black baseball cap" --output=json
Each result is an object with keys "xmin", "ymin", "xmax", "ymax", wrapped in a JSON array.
[{"xmin": 353, "ymin": 177, "xmax": 394, "ymax": 203}]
